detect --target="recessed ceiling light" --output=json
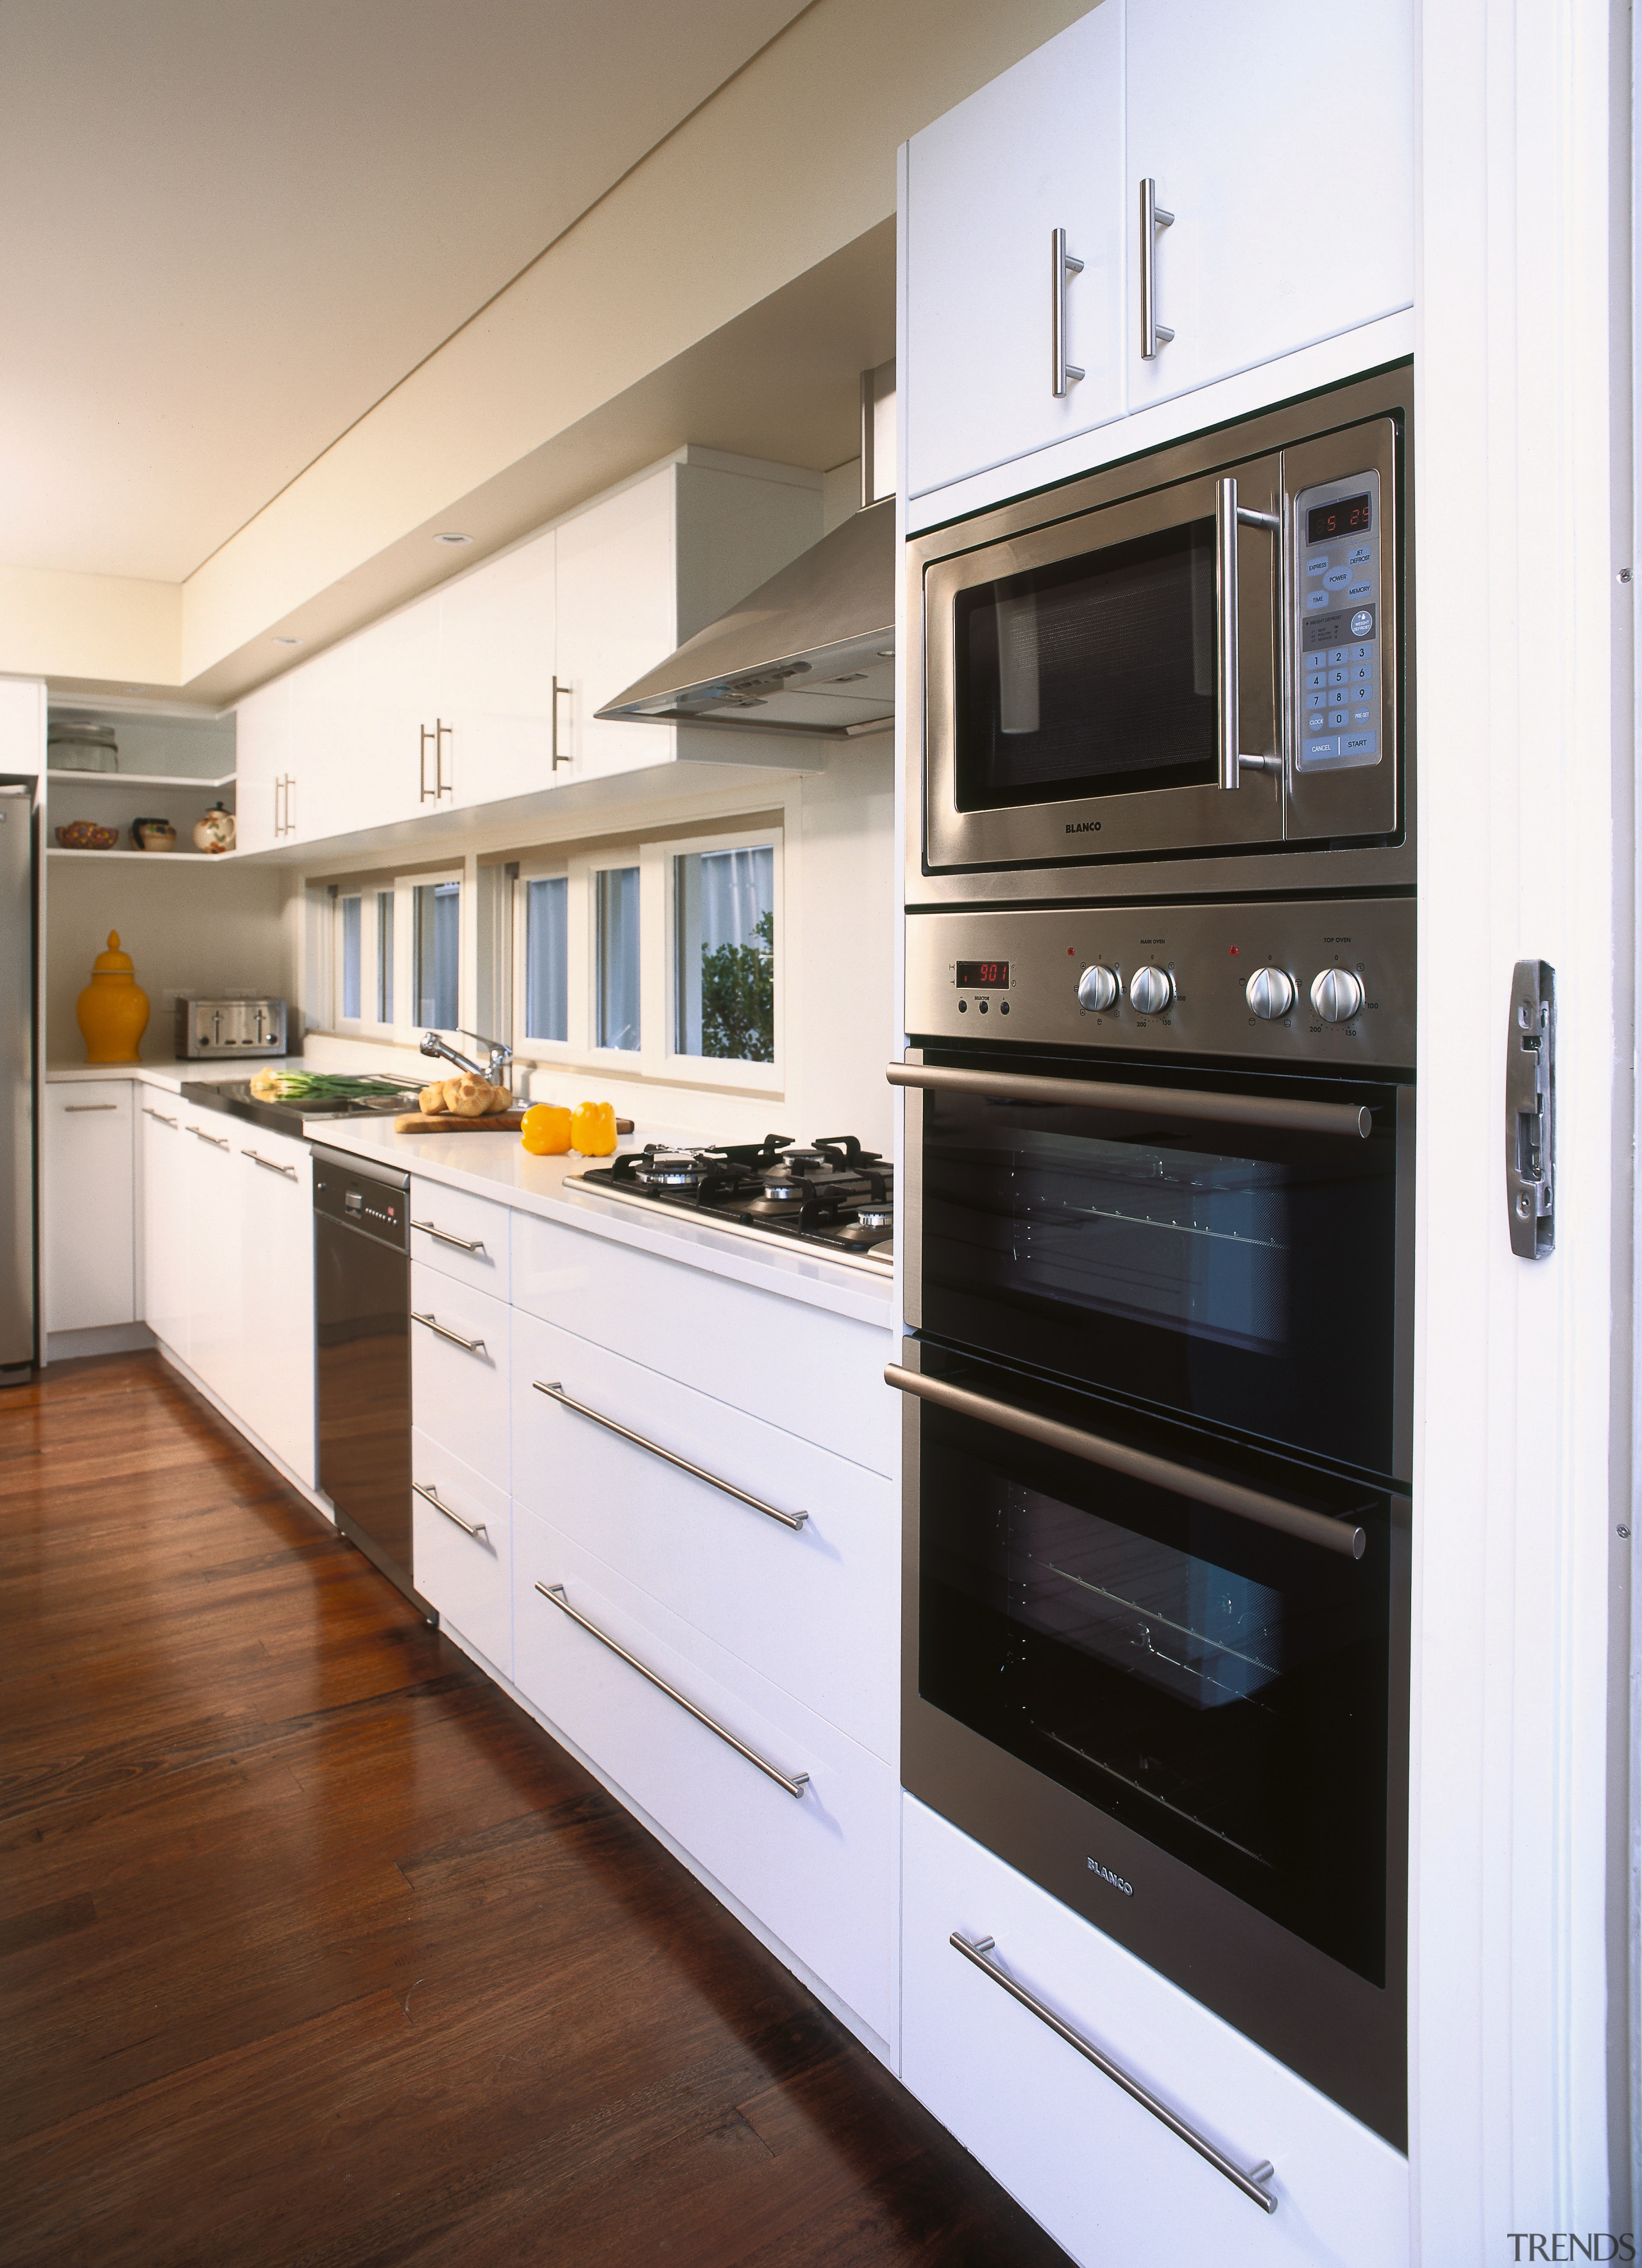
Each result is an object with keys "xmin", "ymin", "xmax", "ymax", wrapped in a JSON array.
[
  {"xmin": 876, "ymin": 647, "xmax": 895, "ymax": 659},
  {"xmin": 434, "ymin": 531, "xmax": 473, "ymax": 546},
  {"xmin": 271, "ymin": 634, "xmax": 301, "ymax": 646}
]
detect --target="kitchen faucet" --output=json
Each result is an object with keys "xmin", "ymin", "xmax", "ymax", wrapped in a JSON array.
[{"xmin": 420, "ymin": 1028, "xmax": 513, "ymax": 1087}]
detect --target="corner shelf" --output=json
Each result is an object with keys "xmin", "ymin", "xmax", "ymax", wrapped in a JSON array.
[
  {"xmin": 47, "ymin": 769, "xmax": 237, "ymax": 791},
  {"xmin": 46, "ymin": 848, "xmax": 233, "ymax": 865}
]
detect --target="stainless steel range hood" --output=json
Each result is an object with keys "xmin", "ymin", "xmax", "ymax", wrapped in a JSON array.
[{"xmin": 597, "ymin": 498, "xmax": 895, "ymax": 741}]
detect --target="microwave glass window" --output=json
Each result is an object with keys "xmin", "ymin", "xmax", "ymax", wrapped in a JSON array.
[
  {"xmin": 954, "ymin": 520, "xmax": 1218, "ymax": 809},
  {"xmin": 917, "ymin": 1380, "xmax": 1392, "ymax": 1983}
]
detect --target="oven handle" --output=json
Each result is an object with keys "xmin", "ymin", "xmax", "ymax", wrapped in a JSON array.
[
  {"xmin": 884, "ymin": 1365, "xmax": 1367, "ymax": 1561},
  {"xmin": 1216, "ymin": 473, "xmax": 1283, "ymax": 791},
  {"xmin": 887, "ymin": 1062, "xmax": 1371, "ymax": 1140}
]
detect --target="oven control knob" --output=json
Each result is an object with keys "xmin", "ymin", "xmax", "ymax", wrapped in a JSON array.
[
  {"xmin": 1077, "ymin": 963, "xmax": 1119, "ymax": 1012},
  {"xmin": 1129, "ymin": 964, "xmax": 1174, "ymax": 1015},
  {"xmin": 1245, "ymin": 966, "xmax": 1296, "ymax": 1020},
  {"xmin": 1310, "ymin": 967, "xmax": 1365, "ymax": 1023}
]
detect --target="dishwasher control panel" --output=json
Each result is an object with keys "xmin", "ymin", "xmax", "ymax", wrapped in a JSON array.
[{"xmin": 312, "ymin": 1147, "xmax": 409, "ymax": 1248}]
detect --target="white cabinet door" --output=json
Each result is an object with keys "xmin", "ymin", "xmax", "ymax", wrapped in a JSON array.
[
  {"xmin": 437, "ymin": 528, "xmax": 557, "ymax": 807},
  {"xmin": 44, "ymin": 1083, "xmax": 134, "ymax": 1332},
  {"xmin": 902, "ymin": 1798, "xmax": 1409, "ymax": 2267},
  {"xmin": 1126, "ymin": 0, "xmax": 1413, "ymax": 413},
  {"xmin": 903, "ymin": 4, "xmax": 1126, "ymax": 500},
  {"xmin": 553, "ymin": 468, "xmax": 679, "ymax": 781},
  {"xmin": 137, "ymin": 1095, "xmax": 189, "ymax": 1360},
  {"xmin": 409, "ymin": 1266, "xmax": 509, "ymax": 1490},
  {"xmin": 232, "ymin": 674, "xmax": 291, "ymax": 857},
  {"xmin": 231, "ymin": 1126, "xmax": 314, "ymax": 1484},
  {"xmin": 177, "ymin": 1115, "xmax": 243, "ymax": 1414},
  {"xmin": 287, "ymin": 593, "xmax": 440, "ymax": 845},
  {"xmin": 410, "ymin": 1427, "xmax": 511, "ymax": 1675}
]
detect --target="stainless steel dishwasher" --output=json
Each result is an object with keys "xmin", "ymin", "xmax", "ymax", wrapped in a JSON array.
[{"xmin": 313, "ymin": 1146, "xmax": 432, "ymax": 1618}]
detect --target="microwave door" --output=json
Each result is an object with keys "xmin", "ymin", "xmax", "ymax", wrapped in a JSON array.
[{"xmin": 923, "ymin": 450, "xmax": 1286, "ymax": 872}]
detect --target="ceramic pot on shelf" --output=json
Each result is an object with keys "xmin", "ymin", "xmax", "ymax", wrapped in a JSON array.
[
  {"xmin": 191, "ymin": 802, "xmax": 235, "ymax": 854},
  {"xmin": 130, "ymin": 817, "xmax": 176, "ymax": 852},
  {"xmin": 75, "ymin": 931, "xmax": 149, "ymax": 1063}
]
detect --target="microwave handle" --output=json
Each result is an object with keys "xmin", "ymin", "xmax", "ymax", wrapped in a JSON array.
[
  {"xmin": 885, "ymin": 1363, "xmax": 1367, "ymax": 1561},
  {"xmin": 1216, "ymin": 475, "xmax": 1283, "ymax": 791},
  {"xmin": 886, "ymin": 1061, "xmax": 1372, "ymax": 1140}
]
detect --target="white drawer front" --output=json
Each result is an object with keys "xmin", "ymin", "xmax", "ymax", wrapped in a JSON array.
[
  {"xmin": 512, "ymin": 1507, "xmax": 895, "ymax": 2042},
  {"xmin": 510, "ymin": 1212, "xmax": 896, "ymax": 1475},
  {"xmin": 410, "ymin": 1428, "xmax": 511, "ymax": 1677},
  {"xmin": 511, "ymin": 1310, "xmax": 897, "ymax": 1759},
  {"xmin": 409, "ymin": 1178, "xmax": 511, "ymax": 1303},
  {"xmin": 409, "ymin": 1265, "xmax": 509, "ymax": 1490},
  {"xmin": 902, "ymin": 1798, "xmax": 1408, "ymax": 2267}
]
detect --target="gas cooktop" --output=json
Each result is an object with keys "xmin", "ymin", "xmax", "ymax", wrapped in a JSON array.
[{"xmin": 567, "ymin": 1134, "xmax": 893, "ymax": 1273}]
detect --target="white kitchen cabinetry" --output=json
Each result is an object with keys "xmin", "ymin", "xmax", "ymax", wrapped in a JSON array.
[
  {"xmin": 230, "ymin": 1124, "xmax": 315, "ymax": 1485},
  {"xmin": 138, "ymin": 1097, "xmax": 190, "ymax": 1359},
  {"xmin": 901, "ymin": 1798, "xmax": 1408, "ymax": 2266},
  {"xmin": 902, "ymin": 4, "xmax": 1126, "ymax": 498},
  {"xmin": 901, "ymin": 0, "xmax": 1413, "ymax": 501},
  {"xmin": 1124, "ymin": 0, "xmax": 1413, "ymax": 414},
  {"xmin": 409, "ymin": 1265, "xmax": 509, "ymax": 1491},
  {"xmin": 512, "ymin": 1504, "xmax": 897, "ymax": 2043},
  {"xmin": 177, "ymin": 1112, "xmax": 244, "ymax": 1415},
  {"xmin": 408, "ymin": 1178, "xmax": 511, "ymax": 1303},
  {"xmin": 511, "ymin": 1309, "xmax": 898, "ymax": 1760},
  {"xmin": 410, "ymin": 1425, "xmax": 511, "ymax": 1675},
  {"xmin": 232, "ymin": 673, "xmax": 292, "ymax": 858},
  {"xmin": 44, "ymin": 1083, "xmax": 135, "ymax": 1332},
  {"xmin": 437, "ymin": 527, "xmax": 557, "ymax": 808}
]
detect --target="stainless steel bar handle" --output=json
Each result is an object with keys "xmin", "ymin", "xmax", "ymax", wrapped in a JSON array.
[
  {"xmin": 886, "ymin": 1364, "xmax": 1367, "ymax": 1560},
  {"xmin": 436, "ymin": 718, "xmax": 454, "ymax": 800},
  {"xmin": 950, "ymin": 1933, "xmax": 1278, "ymax": 2215},
  {"xmin": 887, "ymin": 1061, "xmax": 1371, "ymax": 1140},
  {"xmin": 185, "ymin": 1124, "xmax": 230, "ymax": 1150},
  {"xmin": 410, "ymin": 1219, "xmax": 487, "ymax": 1255},
  {"xmin": 1215, "ymin": 475, "xmax": 1284, "ymax": 791},
  {"xmin": 65, "ymin": 1103, "xmax": 118, "ymax": 1112},
  {"xmin": 1139, "ymin": 178, "xmax": 1175, "ymax": 359},
  {"xmin": 535, "ymin": 1582, "xmax": 809, "ymax": 1798},
  {"xmin": 552, "ymin": 677, "xmax": 573, "ymax": 770},
  {"xmin": 243, "ymin": 1149, "xmax": 298, "ymax": 1180},
  {"xmin": 1051, "ymin": 227, "xmax": 1085, "ymax": 397},
  {"xmin": 412, "ymin": 1480, "xmax": 487, "ymax": 1541},
  {"xmin": 411, "ymin": 1310, "xmax": 488, "ymax": 1357},
  {"xmin": 142, "ymin": 1108, "xmax": 178, "ymax": 1127},
  {"xmin": 532, "ymin": 1380, "xmax": 806, "ymax": 1530},
  {"xmin": 419, "ymin": 723, "xmax": 439, "ymax": 804}
]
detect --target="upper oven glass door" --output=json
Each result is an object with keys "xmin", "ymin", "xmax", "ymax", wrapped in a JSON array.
[
  {"xmin": 907, "ymin": 1054, "xmax": 1410, "ymax": 1484},
  {"xmin": 924, "ymin": 451, "xmax": 1284, "ymax": 869}
]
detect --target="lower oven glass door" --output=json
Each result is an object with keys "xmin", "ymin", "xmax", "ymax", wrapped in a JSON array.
[
  {"xmin": 901, "ymin": 1346, "xmax": 1409, "ymax": 2141},
  {"xmin": 910, "ymin": 1051, "xmax": 1410, "ymax": 1482}
]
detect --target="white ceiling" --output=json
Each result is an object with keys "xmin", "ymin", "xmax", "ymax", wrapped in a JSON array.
[{"xmin": 0, "ymin": 0, "xmax": 809, "ymax": 585}]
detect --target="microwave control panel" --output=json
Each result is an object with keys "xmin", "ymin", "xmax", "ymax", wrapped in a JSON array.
[{"xmin": 1294, "ymin": 467, "xmax": 1382, "ymax": 775}]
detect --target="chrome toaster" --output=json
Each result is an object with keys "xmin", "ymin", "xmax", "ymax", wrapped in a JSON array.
[{"xmin": 174, "ymin": 996, "xmax": 288, "ymax": 1058}]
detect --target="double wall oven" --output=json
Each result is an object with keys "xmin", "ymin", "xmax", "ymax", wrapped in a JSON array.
[{"xmin": 894, "ymin": 367, "xmax": 1415, "ymax": 2149}]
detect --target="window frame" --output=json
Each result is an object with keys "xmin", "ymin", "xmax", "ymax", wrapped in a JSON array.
[
  {"xmin": 510, "ymin": 854, "xmax": 576, "ymax": 1060},
  {"xmin": 329, "ymin": 862, "xmax": 465, "ymax": 1047},
  {"xmin": 661, "ymin": 823, "xmax": 783, "ymax": 1091}
]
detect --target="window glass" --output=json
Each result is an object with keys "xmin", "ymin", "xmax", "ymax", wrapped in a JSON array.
[
  {"xmin": 675, "ymin": 845, "xmax": 774, "ymax": 1062},
  {"xmin": 523, "ymin": 877, "xmax": 568, "ymax": 1043},
  {"xmin": 376, "ymin": 892, "xmax": 394, "ymax": 1024},
  {"xmin": 413, "ymin": 881, "xmax": 460, "ymax": 1030},
  {"xmin": 339, "ymin": 895, "xmax": 362, "ymax": 1020},
  {"xmin": 595, "ymin": 866, "xmax": 640, "ymax": 1051}
]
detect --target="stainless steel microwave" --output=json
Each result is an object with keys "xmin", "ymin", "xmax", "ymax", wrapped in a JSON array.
[{"xmin": 908, "ymin": 366, "xmax": 1414, "ymax": 904}]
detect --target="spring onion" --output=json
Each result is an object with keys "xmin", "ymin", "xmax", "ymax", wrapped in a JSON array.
[{"xmin": 248, "ymin": 1071, "xmax": 419, "ymax": 1103}]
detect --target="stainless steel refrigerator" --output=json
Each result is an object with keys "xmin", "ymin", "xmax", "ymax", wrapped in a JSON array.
[{"xmin": 1, "ymin": 784, "xmax": 36, "ymax": 1378}]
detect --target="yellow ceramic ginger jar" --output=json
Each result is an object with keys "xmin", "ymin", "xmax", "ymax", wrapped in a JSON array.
[{"xmin": 76, "ymin": 931, "xmax": 149, "ymax": 1063}]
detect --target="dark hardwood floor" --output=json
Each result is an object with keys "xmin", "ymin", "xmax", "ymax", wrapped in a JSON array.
[{"xmin": 0, "ymin": 1351, "xmax": 1067, "ymax": 2267}]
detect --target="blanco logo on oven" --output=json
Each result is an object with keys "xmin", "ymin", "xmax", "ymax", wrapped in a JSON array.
[{"xmin": 1088, "ymin": 1857, "xmax": 1134, "ymax": 1896}]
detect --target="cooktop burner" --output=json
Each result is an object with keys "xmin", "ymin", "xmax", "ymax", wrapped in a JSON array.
[{"xmin": 568, "ymin": 1133, "xmax": 893, "ymax": 1271}]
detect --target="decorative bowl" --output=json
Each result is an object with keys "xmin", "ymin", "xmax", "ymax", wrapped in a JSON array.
[{"xmin": 55, "ymin": 822, "xmax": 119, "ymax": 851}]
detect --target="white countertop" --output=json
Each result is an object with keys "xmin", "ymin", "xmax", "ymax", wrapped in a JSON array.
[{"xmin": 49, "ymin": 1061, "xmax": 894, "ymax": 1328}]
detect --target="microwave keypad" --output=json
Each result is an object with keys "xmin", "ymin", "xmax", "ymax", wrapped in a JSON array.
[{"xmin": 1296, "ymin": 471, "xmax": 1381, "ymax": 774}]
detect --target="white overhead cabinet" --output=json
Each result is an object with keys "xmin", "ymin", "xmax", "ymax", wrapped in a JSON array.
[
  {"xmin": 902, "ymin": 4, "xmax": 1126, "ymax": 498},
  {"xmin": 901, "ymin": 0, "xmax": 1414, "ymax": 502},
  {"xmin": 228, "ymin": 451, "xmax": 821, "ymax": 852},
  {"xmin": 1124, "ymin": 0, "xmax": 1414, "ymax": 414}
]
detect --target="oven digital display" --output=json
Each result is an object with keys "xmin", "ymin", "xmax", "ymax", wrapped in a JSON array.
[
  {"xmin": 1307, "ymin": 493, "xmax": 1372, "ymax": 543},
  {"xmin": 956, "ymin": 960, "xmax": 1009, "ymax": 988}
]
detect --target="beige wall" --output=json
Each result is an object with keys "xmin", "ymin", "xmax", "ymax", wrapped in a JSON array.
[{"xmin": 22, "ymin": 0, "xmax": 1092, "ymax": 706}]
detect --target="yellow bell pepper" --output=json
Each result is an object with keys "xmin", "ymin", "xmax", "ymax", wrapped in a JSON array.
[
  {"xmin": 570, "ymin": 1099, "xmax": 618, "ymax": 1156},
  {"xmin": 520, "ymin": 1103, "xmax": 572, "ymax": 1156}
]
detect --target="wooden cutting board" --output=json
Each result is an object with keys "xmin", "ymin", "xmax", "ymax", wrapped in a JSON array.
[{"xmin": 391, "ymin": 1110, "xmax": 636, "ymax": 1135}]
